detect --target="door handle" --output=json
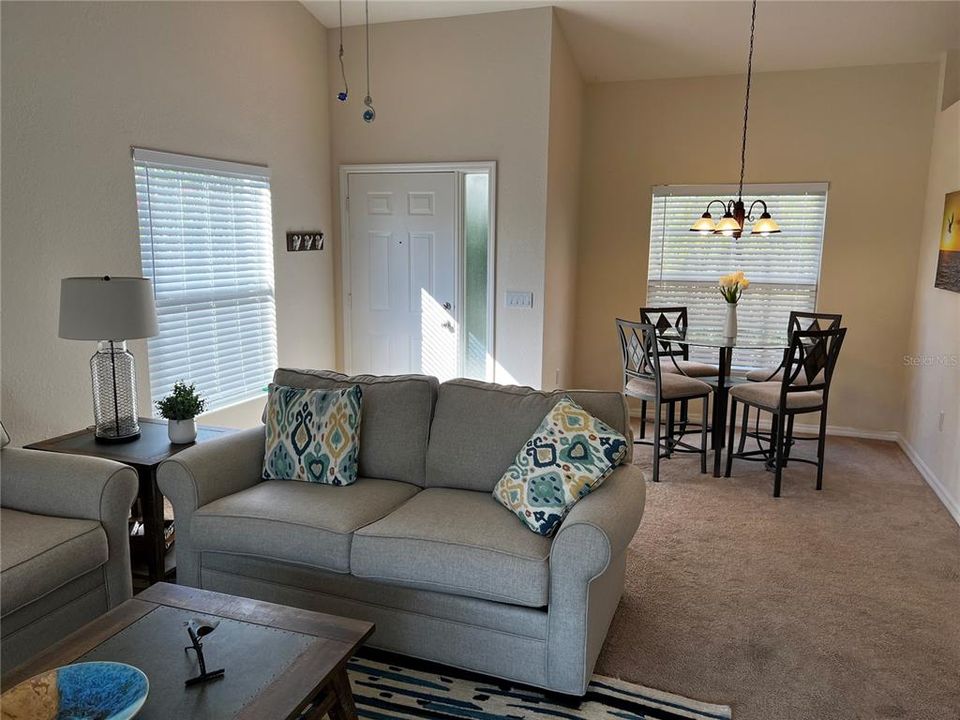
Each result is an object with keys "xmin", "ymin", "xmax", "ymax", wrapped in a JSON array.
[{"xmin": 441, "ymin": 320, "xmax": 455, "ymax": 332}]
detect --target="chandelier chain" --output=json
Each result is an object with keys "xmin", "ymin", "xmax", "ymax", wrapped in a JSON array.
[{"xmin": 738, "ymin": 0, "xmax": 758, "ymax": 200}]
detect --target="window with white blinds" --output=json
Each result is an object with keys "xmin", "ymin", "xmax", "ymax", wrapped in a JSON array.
[
  {"xmin": 133, "ymin": 148, "xmax": 277, "ymax": 413},
  {"xmin": 647, "ymin": 183, "xmax": 828, "ymax": 369}
]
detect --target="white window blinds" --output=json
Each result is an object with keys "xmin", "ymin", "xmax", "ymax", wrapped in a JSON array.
[
  {"xmin": 647, "ymin": 183, "xmax": 828, "ymax": 369},
  {"xmin": 133, "ymin": 148, "xmax": 277, "ymax": 412}
]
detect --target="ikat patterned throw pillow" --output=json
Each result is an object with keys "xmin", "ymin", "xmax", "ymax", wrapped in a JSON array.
[
  {"xmin": 263, "ymin": 384, "xmax": 362, "ymax": 485},
  {"xmin": 493, "ymin": 397, "xmax": 628, "ymax": 537}
]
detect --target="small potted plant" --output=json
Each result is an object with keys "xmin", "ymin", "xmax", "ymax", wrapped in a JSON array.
[
  {"xmin": 155, "ymin": 381, "xmax": 206, "ymax": 444},
  {"xmin": 719, "ymin": 270, "xmax": 750, "ymax": 341}
]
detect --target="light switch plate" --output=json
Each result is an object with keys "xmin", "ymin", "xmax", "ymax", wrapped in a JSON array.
[{"xmin": 505, "ymin": 291, "xmax": 534, "ymax": 308}]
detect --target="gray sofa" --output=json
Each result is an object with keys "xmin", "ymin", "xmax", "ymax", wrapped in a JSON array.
[
  {"xmin": 1, "ymin": 448, "xmax": 138, "ymax": 669},
  {"xmin": 157, "ymin": 371, "xmax": 646, "ymax": 695}
]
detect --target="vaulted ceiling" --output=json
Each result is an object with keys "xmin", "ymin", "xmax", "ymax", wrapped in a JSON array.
[{"xmin": 302, "ymin": 1, "xmax": 960, "ymax": 81}]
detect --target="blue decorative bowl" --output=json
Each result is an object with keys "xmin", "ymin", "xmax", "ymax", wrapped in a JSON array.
[{"xmin": 0, "ymin": 661, "xmax": 148, "ymax": 720}]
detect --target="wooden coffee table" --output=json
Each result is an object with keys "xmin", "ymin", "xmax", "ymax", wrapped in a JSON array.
[{"xmin": 1, "ymin": 583, "xmax": 374, "ymax": 719}]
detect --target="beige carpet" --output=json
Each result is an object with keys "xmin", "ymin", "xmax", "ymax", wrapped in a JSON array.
[{"xmin": 596, "ymin": 434, "xmax": 960, "ymax": 720}]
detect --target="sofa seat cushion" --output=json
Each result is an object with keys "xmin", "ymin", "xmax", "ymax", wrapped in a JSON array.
[
  {"xmin": 191, "ymin": 478, "xmax": 420, "ymax": 574},
  {"xmin": 0, "ymin": 508, "xmax": 107, "ymax": 616},
  {"xmin": 351, "ymin": 488, "xmax": 552, "ymax": 607}
]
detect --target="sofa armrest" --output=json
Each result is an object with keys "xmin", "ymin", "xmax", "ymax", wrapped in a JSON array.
[
  {"xmin": 546, "ymin": 462, "xmax": 646, "ymax": 693},
  {"xmin": 1, "ymin": 448, "xmax": 137, "ymax": 525},
  {"xmin": 0, "ymin": 447, "xmax": 138, "ymax": 607},
  {"xmin": 156, "ymin": 426, "xmax": 265, "ymax": 587},
  {"xmin": 551, "ymin": 462, "xmax": 646, "ymax": 574}
]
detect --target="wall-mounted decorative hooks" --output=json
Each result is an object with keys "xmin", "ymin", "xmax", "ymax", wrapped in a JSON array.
[{"xmin": 286, "ymin": 231, "xmax": 324, "ymax": 252}]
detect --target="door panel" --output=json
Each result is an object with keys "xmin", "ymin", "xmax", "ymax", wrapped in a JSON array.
[{"xmin": 347, "ymin": 172, "xmax": 457, "ymax": 379}]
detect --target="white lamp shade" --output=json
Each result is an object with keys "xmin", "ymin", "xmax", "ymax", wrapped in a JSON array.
[{"xmin": 59, "ymin": 276, "xmax": 158, "ymax": 340}]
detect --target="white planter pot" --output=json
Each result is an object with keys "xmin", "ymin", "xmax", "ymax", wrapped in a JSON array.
[
  {"xmin": 168, "ymin": 418, "xmax": 198, "ymax": 444},
  {"xmin": 723, "ymin": 302, "xmax": 738, "ymax": 341}
]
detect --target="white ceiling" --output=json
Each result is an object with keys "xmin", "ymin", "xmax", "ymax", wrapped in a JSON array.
[{"xmin": 302, "ymin": 1, "xmax": 960, "ymax": 82}]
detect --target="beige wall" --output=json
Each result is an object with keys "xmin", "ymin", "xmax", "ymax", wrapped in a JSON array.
[
  {"xmin": 1, "ymin": 1, "xmax": 333, "ymax": 444},
  {"xmin": 542, "ymin": 15, "xmax": 584, "ymax": 391},
  {"xmin": 903, "ymin": 59, "xmax": 960, "ymax": 522},
  {"xmin": 573, "ymin": 63, "xmax": 940, "ymax": 434},
  {"xmin": 327, "ymin": 8, "xmax": 553, "ymax": 388}
]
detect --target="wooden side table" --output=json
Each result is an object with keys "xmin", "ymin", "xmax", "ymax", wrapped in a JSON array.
[{"xmin": 25, "ymin": 418, "xmax": 236, "ymax": 585}]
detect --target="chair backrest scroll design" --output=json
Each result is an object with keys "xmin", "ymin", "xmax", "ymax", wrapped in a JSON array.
[
  {"xmin": 616, "ymin": 319, "xmax": 661, "ymax": 395},
  {"xmin": 780, "ymin": 327, "xmax": 847, "ymax": 409},
  {"xmin": 640, "ymin": 306, "xmax": 689, "ymax": 361}
]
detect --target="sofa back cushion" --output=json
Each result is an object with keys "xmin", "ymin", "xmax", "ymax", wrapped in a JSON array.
[
  {"xmin": 272, "ymin": 369, "xmax": 438, "ymax": 487},
  {"xmin": 425, "ymin": 379, "xmax": 631, "ymax": 492}
]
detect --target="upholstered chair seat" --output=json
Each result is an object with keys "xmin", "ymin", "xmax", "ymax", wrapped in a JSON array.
[
  {"xmin": 745, "ymin": 367, "xmax": 824, "ymax": 385},
  {"xmin": 730, "ymin": 381, "xmax": 823, "ymax": 411},
  {"xmin": 660, "ymin": 359, "xmax": 719, "ymax": 377},
  {"xmin": 626, "ymin": 373, "xmax": 712, "ymax": 401}
]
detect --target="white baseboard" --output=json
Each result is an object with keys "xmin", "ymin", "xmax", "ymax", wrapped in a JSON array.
[
  {"xmin": 628, "ymin": 409, "xmax": 898, "ymax": 441},
  {"xmin": 792, "ymin": 423, "xmax": 899, "ymax": 441},
  {"xmin": 896, "ymin": 435, "xmax": 960, "ymax": 527}
]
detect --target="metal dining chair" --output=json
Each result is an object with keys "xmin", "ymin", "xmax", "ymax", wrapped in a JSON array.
[
  {"xmin": 741, "ymin": 311, "xmax": 842, "ymax": 454},
  {"xmin": 638, "ymin": 306, "xmax": 719, "ymax": 441},
  {"xmin": 725, "ymin": 326, "xmax": 846, "ymax": 497},
  {"xmin": 617, "ymin": 319, "xmax": 712, "ymax": 483}
]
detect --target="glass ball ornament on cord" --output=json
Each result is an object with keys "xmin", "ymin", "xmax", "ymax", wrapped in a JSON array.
[{"xmin": 363, "ymin": 95, "xmax": 376, "ymax": 123}]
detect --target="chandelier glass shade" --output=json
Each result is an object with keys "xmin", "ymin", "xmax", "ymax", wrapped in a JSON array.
[{"xmin": 690, "ymin": 0, "xmax": 780, "ymax": 239}]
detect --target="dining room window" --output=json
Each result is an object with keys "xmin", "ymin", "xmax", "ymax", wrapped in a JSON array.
[{"xmin": 647, "ymin": 183, "xmax": 828, "ymax": 368}]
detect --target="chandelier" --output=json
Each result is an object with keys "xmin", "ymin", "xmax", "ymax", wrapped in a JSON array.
[{"xmin": 690, "ymin": 0, "xmax": 780, "ymax": 238}]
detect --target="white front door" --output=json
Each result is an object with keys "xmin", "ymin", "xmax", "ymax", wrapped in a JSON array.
[{"xmin": 346, "ymin": 172, "xmax": 459, "ymax": 380}]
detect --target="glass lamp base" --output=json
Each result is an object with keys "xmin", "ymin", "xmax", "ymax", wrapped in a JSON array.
[
  {"xmin": 95, "ymin": 428, "xmax": 141, "ymax": 444},
  {"xmin": 90, "ymin": 340, "xmax": 141, "ymax": 443}
]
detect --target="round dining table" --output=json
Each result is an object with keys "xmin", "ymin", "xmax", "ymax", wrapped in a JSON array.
[{"xmin": 660, "ymin": 332, "xmax": 790, "ymax": 477}]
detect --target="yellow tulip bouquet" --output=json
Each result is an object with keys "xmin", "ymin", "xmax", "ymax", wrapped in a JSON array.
[{"xmin": 719, "ymin": 271, "xmax": 750, "ymax": 304}]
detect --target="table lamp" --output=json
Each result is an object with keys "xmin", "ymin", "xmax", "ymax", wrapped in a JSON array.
[{"xmin": 59, "ymin": 276, "xmax": 158, "ymax": 443}]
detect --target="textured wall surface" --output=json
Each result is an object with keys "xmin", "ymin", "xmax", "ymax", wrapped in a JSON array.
[
  {"xmin": 328, "ymin": 8, "xmax": 553, "ymax": 388},
  {"xmin": 573, "ymin": 63, "xmax": 940, "ymax": 433},
  {"xmin": 904, "ymin": 65, "xmax": 960, "ymax": 521},
  {"xmin": 1, "ymin": 1, "xmax": 333, "ymax": 442}
]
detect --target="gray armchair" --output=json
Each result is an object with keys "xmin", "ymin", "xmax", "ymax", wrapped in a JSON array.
[{"xmin": 1, "ymin": 447, "xmax": 138, "ymax": 669}]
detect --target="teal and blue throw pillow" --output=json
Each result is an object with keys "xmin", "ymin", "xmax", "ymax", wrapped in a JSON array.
[
  {"xmin": 493, "ymin": 397, "xmax": 628, "ymax": 536},
  {"xmin": 263, "ymin": 384, "xmax": 362, "ymax": 485}
]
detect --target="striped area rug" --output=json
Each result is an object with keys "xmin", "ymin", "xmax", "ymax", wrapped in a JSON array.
[{"xmin": 347, "ymin": 651, "xmax": 732, "ymax": 720}]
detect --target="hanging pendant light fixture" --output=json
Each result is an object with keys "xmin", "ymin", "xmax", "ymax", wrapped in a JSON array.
[
  {"xmin": 362, "ymin": 0, "xmax": 376, "ymax": 123},
  {"xmin": 690, "ymin": 0, "xmax": 780, "ymax": 238},
  {"xmin": 335, "ymin": 0, "xmax": 348, "ymax": 102}
]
